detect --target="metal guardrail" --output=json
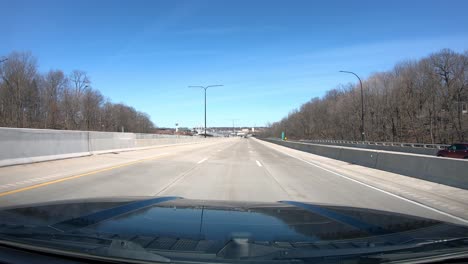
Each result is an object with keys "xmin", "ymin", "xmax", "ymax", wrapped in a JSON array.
[{"xmin": 298, "ymin": 139, "xmax": 450, "ymax": 150}]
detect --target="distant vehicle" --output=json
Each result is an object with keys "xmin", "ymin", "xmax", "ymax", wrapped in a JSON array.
[
  {"xmin": 437, "ymin": 143, "xmax": 468, "ymax": 159},
  {"xmin": 236, "ymin": 132, "xmax": 246, "ymax": 137}
]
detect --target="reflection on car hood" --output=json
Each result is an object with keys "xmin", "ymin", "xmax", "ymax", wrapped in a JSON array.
[{"xmin": 0, "ymin": 197, "xmax": 467, "ymax": 249}]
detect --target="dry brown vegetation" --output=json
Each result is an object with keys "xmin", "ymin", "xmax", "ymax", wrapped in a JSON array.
[
  {"xmin": 0, "ymin": 52, "xmax": 155, "ymax": 133},
  {"xmin": 265, "ymin": 49, "xmax": 468, "ymax": 144}
]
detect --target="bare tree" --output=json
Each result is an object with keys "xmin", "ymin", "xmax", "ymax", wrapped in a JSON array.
[
  {"xmin": 0, "ymin": 52, "xmax": 38, "ymax": 127},
  {"xmin": 0, "ymin": 51, "xmax": 155, "ymax": 133},
  {"xmin": 41, "ymin": 70, "xmax": 67, "ymax": 129},
  {"xmin": 266, "ymin": 49, "xmax": 468, "ymax": 144}
]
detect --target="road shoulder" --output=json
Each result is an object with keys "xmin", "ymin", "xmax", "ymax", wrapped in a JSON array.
[{"xmin": 254, "ymin": 138, "xmax": 468, "ymax": 224}]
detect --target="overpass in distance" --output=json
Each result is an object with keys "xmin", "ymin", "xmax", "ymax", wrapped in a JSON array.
[{"xmin": 0, "ymin": 133, "xmax": 467, "ymax": 227}]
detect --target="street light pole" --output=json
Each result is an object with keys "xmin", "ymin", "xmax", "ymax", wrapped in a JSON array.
[
  {"xmin": 227, "ymin": 118, "xmax": 240, "ymax": 136},
  {"xmin": 339, "ymin": 70, "xmax": 365, "ymax": 141},
  {"xmin": 189, "ymin": 85, "xmax": 223, "ymax": 138},
  {"xmin": 0, "ymin": 57, "xmax": 10, "ymax": 87},
  {"xmin": 204, "ymin": 88, "xmax": 207, "ymax": 137}
]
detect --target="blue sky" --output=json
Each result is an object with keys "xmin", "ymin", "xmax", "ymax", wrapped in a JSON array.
[{"xmin": 2, "ymin": 0, "xmax": 467, "ymax": 128}]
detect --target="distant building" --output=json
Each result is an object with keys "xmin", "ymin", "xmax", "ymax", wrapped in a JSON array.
[
  {"xmin": 154, "ymin": 128, "xmax": 175, "ymax": 135},
  {"xmin": 175, "ymin": 127, "xmax": 193, "ymax": 136}
]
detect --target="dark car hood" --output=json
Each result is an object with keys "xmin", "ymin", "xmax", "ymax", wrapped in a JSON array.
[{"xmin": 0, "ymin": 196, "xmax": 467, "ymax": 246}]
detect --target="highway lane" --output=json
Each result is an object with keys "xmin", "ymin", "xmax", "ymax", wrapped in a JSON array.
[
  {"xmin": 0, "ymin": 137, "xmax": 467, "ymax": 226},
  {"xmin": 157, "ymin": 138, "xmax": 291, "ymax": 201},
  {"xmin": 156, "ymin": 138, "xmax": 468, "ymax": 225},
  {"xmin": 0, "ymin": 139, "xmax": 238, "ymax": 204}
]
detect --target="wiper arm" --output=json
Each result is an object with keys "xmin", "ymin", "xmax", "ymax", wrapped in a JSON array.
[
  {"xmin": 0, "ymin": 232, "xmax": 171, "ymax": 263},
  {"xmin": 90, "ymin": 239, "xmax": 171, "ymax": 263},
  {"xmin": 361, "ymin": 238, "xmax": 468, "ymax": 264},
  {"xmin": 242, "ymin": 238, "xmax": 468, "ymax": 261},
  {"xmin": 363, "ymin": 248, "xmax": 468, "ymax": 264}
]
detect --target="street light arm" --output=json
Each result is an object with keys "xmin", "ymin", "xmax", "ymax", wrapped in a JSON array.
[
  {"xmin": 339, "ymin": 71, "xmax": 362, "ymax": 86},
  {"xmin": 188, "ymin": 85, "xmax": 223, "ymax": 89},
  {"xmin": 188, "ymin": 86, "xmax": 206, "ymax": 91},
  {"xmin": 205, "ymin": 85, "xmax": 223, "ymax": 89}
]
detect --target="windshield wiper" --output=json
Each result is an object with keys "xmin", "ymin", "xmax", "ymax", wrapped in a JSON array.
[
  {"xmin": 0, "ymin": 232, "xmax": 171, "ymax": 263},
  {"xmin": 1, "ymin": 227, "xmax": 467, "ymax": 263},
  {"xmin": 360, "ymin": 238, "xmax": 468, "ymax": 264},
  {"xmin": 363, "ymin": 248, "xmax": 468, "ymax": 264},
  {"xmin": 90, "ymin": 239, "xmax": 171, "ymax": 263},
  {"xmin": 218, "ymin": 238, "xmax": 468, "ymax": 263}
]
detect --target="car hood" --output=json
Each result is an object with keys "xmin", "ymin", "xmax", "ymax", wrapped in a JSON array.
[{"xmin": 0, "ymin": 196, "xmax": 466, "ymax": 246}]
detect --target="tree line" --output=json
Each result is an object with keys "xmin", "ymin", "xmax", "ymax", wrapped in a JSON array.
[
  {"xmin": 265, "ymin": 49, "xmax": 468, "ymax": 144},
  {"xmin": 0, "ymin": 51, "xmax": 155, "ymax": 133}
]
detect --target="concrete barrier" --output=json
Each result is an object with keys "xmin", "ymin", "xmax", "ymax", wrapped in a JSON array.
[
  {"xmin": 338, "ymin": 147, "xmax": 378, "ymax": 168},
  {"xmin": 423, "ymin": 158, "xmax": 468, "ymax": 188},
  {"xmin": 134, "ymin": 133, "xmax": 206, "ymax": 147},
  {"xmin": 309, "ymin": 144, "xmax": 342, "ymax": 159},
  {"xmin": 89, "ymin": 132, "xmax": 136, "ymax": 151},
  {"xmin": 0, "ymin": 127, "xmax": 216, "ymax": 167},
  {"xmin": 262, "ymin": 138, "xmax": 468, "ymax": 190},
  {"xmin": 375, "ymin": 152, "xmax": 429, "ymax": 180},
  {"xmin": 0, "ymin": 128, "xmax": 89, "ymax": 161},
  {"xmin": 263, "ymin": 139, "xmax": 342, "ymax": 159}
]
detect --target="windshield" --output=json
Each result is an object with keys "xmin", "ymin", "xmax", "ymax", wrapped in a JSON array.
[{"xmin": 0, "ymin": 0, "xmax": 467, "ymax": 263}]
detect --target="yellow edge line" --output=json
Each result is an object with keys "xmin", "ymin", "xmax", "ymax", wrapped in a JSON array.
[{"xmin": 0, "ymin": 153, "xmax": 171, "ymax": 198}]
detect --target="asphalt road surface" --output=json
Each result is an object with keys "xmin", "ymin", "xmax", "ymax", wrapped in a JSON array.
[{"xmin": 1, "ymin": 138, "xmax": 467, "ymax": 226}]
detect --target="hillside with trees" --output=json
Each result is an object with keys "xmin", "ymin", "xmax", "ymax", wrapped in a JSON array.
[
  {"xmin": 0, "ymin": 51, "xmax": 155, "ymax": 133},
  {"xmin": 266, "ymin": 49, "xmax": 468, "ymax": 144}
]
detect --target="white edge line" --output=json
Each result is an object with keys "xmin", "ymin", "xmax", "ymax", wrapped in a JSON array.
[
  {"xmin": 256, "ymin": 160, "xmax": 262, "ymax": 167},
  {"xmin": 262, "ymin": 141, "xmax": 468, "ymax": 225},
  {"xmin": 197, "ymin": 158, "xmax": 208, "ymax": 164}
]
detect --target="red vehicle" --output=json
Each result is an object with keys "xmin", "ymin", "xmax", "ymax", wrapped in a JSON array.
[{"xmin": 436, "ymin": 143, "xmax": 468, "ymax": 159}]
